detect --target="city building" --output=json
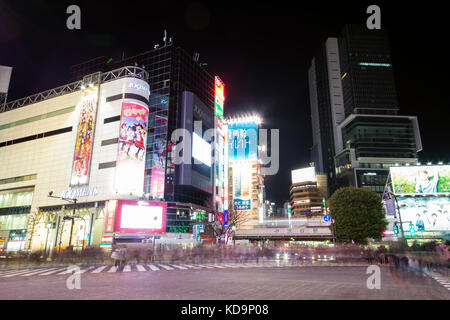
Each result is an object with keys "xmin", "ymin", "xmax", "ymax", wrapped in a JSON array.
[
  {"xmin": 309, "ymin": 25, "xmax": 422, "ymax": 196},
  {"xmin": 71, "ymin": 36, "xmax": 219, "ymax": 211},
  {"xmin": 0, "ymin": 38, "xmax": 226, "ymax": 252},
  {"xmin": 225, "ymin": 114, "xmax": 264, "ymax": 229},
  {"xmin": 289, "ymin": 167, "xmax": 327, "ymax": 217}
]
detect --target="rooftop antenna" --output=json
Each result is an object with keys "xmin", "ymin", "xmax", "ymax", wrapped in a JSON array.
[
  {"xmin": 163, "ymin": 29, "xmax": 168, "ymax": 46},
  {"xmin": 122, "ymin": 52, "xmax": 124, "ymax": 61},
  {"xmin": 193, "ymin": 53, "xmax": 200, "ymax": 62}
]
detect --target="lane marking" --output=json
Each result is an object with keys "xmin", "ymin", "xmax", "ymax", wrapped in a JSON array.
[
  {"xmin": 147, "ymin": 264, "xmax": 160, "ymax": 271},
  {"xmin": 108, "ymin": 266, "xmax": 118, "ymax": 273},
  {"xmin": 21, "ymin": 268, "xmax": 57, "ymax": 277},
  {"xmin": 123, "ymin": 265, "xmax": 131, "ymax": 272},
  {"xmin": 169, "ymin": 264, "xmax": 188, "ymax": 270},
  {"xmin": 1, "ymin": 269, "xmax": 35, "ymax": 278},
  {"xmin": 136, "ymin": 264, "xmax": 146, "ymax": 272},
  {"xmin": 92, "ymin": 266, "xmax": 108, "ymax": 273},
  {"xmin": 180, "ymin": 264, "xmax": 202, "ymax": 269},
  {"xmin": 39, "ymin": 268, "xmax": 67, "ymax": 276},
  {"xmin": 158, "ymin": 264, "xmax": 174, "ymax": 270}
]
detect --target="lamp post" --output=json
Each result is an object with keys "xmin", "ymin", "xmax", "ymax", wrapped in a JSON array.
[
  {"xmin": 232, "ymin": 225, "xmax": 236, "ymax": 248},
  {"xmin": 48, "ymin": 191, "xmax": 78, "ymax": 251},
  {"xmin": 389, "ymin": 191, "xmax": 406, "ymax": 245}
]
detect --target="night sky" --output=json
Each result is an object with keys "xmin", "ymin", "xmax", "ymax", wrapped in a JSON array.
[{"xmin": 1, "ymin": 1, "xmax": 449, "ymax": 205}]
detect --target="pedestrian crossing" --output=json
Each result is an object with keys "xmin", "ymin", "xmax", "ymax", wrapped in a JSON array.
[
  {"xmin": 428, "ymin": 272, "xmax": 450, "ymax": 292},
  {"xmin": 0, "ymin": 261, "xmax": 296, "ymax": 279}
]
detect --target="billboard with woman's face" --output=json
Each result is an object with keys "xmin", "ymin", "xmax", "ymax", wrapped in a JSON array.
[{"xmin": 390, "ymin": 165, "xmax": 450, "ymax": 195}]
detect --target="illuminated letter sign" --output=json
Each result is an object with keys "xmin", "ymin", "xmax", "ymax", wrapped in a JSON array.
[{"xmin": 70, "ymin": 85, "xmax": 99, "ymax": 186}]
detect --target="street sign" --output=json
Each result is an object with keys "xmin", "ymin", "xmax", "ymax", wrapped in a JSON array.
[{"xmin": 323, "ymin": 215, "xmax": 331, "ymax": 222}]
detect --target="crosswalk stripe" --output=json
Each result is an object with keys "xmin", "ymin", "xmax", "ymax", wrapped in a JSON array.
[
  {"xmin": 205, "ymin": 264, "xmax": 226, "ymax": 269},
  {"xmin": 136, "ymin": 264, "xmax": 146, "ymax": 272},
  {"xmin": 0, "ymin": 269, "xmax": 30, "ymax": 276},
  {"xmin": 108, "ymin": 266, "xmax": 118, "ymax": 273},
  {"xmin": 193, "ymin": 264, "xmax": 214, "ymax": 269},
  {"xmin": 180, "ymin": 264, "xmax": 202, "ymax": 269},
  {"xmin": 158, "ymin": 264, "xmax": 174, "ymax": 270},
  {"xmin": 92, "ymin": 266, "xmax": 108, "ymax": 273},
  {"xmin": 57, "ymin": 266, "xmax": 93, "ymax": 275},
  {"xmin": 147, "ymin": 264, "xmax": 160, "ymax": 271},
  {"xmin": 21, "ymin": 268, "xmax": 57, "ymax": 277},
  {"xmin": 220, "ymin": 264, "xmax": 240, "ymax": 268},
  {"xmin": 123, "ymin": 265, "xmax": 131, "ymax": 272},
  {"xmin": 39, "ymin": 268, "xmax": 67, "ymax": 276},
  {"xmin": 169, "ymin": 264, "xmax": 188, "ymax": 270},
  {"xmin": 1, "ymin": 269, "xmax": 35, "ymax": 278}
]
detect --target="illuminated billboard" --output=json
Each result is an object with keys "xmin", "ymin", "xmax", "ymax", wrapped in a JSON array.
[
  {"xmin": 114, "ymin": 200, "xmax": 167, "ymax": 234},
  {"xmin": 227, "ymin": 121, "xmax": 258, "ymax": 161},
  {"xmin": 150, "ymin": 115, "xmax": 168, "ymax": 199},
  {"xmin": 115, "ymin": 101, "xmax": 149, "ymax": 195},
  {"xmin": 390, "ymin": 165, "xmax": 450, "ymax": 195},
  {"xmin": 192, "ymin": 132, "xmax": 211, "ymax": 167},
  {"xmin": 291, "ymin": 167, "xmax": 316, "ymax": 184},
  {"xmin": 232, "ymin": 162, "xmax": 252, "ymax": 210},
  {"xmin": 214, "ymin": 76, "xmax": 226, "ymax": 212},
  {"xmin": 397, "ymin": 197, "xmax": 450, "ymax": 232},
  {"xmin": 70, "ymin": 85, "xmax": 99, "ymax": 186}
]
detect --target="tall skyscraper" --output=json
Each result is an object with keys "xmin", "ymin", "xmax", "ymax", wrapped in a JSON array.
[{"xmin": 309, "ymin": 25, "xmax": 422, "ymax": 196}]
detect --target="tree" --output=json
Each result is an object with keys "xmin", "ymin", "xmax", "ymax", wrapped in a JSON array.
[
  {"xmin": 328, "ymin": 186, "xmax": 387, "ymax": 244},
  {"xmin": 207, "ymin": 209, "xmax": 251, "ymax": 244},
  {"xmin": 25, "ymin": 210, "xmax": 46, "ymax": 251}
]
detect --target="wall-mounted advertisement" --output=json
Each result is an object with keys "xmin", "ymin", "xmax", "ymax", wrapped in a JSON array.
[
  {"xmin": 114, "ymin": 200, "xmax": 167, "ymax": 234},
  {"xmin": 150, "ymin": 115, "xmax": 168, "ymax": 199},
  {"xmin": 291, "ymin": 167, "xmax": 316, "ymax": 184},
  {"xmin": 192, "ymin": 132, "xmax": 212, "ymax": 167},
  {"xmin": 232, "ymin": 163, "xmax": 252, "ymax": 210},
  {"xmin": 397, "ymin": 197, "xmax": 450, "ymax": 232},
  {"xmin": 228, "ymin": 122, "xmax": 258, "ymax": 161},
  {"xmin": 391, "ymin": 165, "xmax": 450, "ymax": 195},
  {"xmin": 70, "ymin": 85, "xmax": 99, "ymax": 186},
  {"xmin": 115, "ymin": 101, "xmax": 149, "ymax": 195}
]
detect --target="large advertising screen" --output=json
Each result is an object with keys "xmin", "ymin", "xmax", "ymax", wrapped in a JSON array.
[
  {"xmin": 70, "ymin": 85, "xmax": 99, "ymax": 186},
  {"xmin": 192, "ymin": 132, "xmax": 211, "ymax": 167},
  {"xmin": 291, "ymin": 167, "xmax": 316, "ymax": 184},
  {"xmin": 397, "ymin": 197, "xmax": 450, "ymax": 232},
  {"xmin": 391, "ymin": 165, "xmax": 450, "ymax": 195},
  {"xmin": 114, "ymin": 200, "xmax": 167, "ymax": 234},
  {"xmin": 115, "ymin": 101, "xmax": 149, "ymax": 195},
  {"xmin": 228, "ymin": 121, "xmax": 258, "ymax": 161}
]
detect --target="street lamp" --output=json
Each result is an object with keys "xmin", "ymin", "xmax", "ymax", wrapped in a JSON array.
[{"xmin": 48, "ymin": 191, "xmax": 78, "ymax": 251}]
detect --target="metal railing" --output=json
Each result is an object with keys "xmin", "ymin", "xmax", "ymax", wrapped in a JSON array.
[{"xmin": 1, "ymin": 66, "xmax": 149, "ymax": 113}]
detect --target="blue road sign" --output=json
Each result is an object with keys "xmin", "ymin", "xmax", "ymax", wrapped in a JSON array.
[{"xmin": 323, "ymin": 215, "xmax": 331, "ymax": 222}]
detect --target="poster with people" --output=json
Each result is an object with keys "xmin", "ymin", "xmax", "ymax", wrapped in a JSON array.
[
  {"xmin": 391, "ymin": 165, "xmax": 450, "ymax": 195},
  {"xmin": 397, "ymin": 197, "xmax": 450, "ymax": 232},
  {"xmin": 70, "ymin": 86, "xmax": 99, "ymax": 186},
  {"xmin": 115, "ymin": 101, "xmax": 149, "ymax": 195}
]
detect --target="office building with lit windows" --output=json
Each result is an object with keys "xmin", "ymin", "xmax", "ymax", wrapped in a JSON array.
[{"xmin": 309, "ymin": 24, "xmax": 423, "ymax": 196}]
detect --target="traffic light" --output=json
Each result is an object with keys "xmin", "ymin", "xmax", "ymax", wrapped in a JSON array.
[
  {"xmin": 393, "ymin": 223, "xmax": 399, "ymax": 235},
  {"xmin": 408, "ymin": 222, "xmax": 416, "ymax": 233}
]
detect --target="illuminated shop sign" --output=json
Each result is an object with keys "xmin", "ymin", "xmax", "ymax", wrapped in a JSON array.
[
  {"xmin": 150, "ymin": 115, "xmax": 168, "ymax": 199},
  {"xmin": 214, "ymin": 76, "xmax": 226, "ymax": 211},
  {"xmin": 128, "ymin": 82, "xmax": 150, "ymax": 95},
  {"xmin": 61, "ymin": 186, "xmax": 98, "ymax": 199},
  {"xmin": 70, "ymin": 85, "xmax": 99, "ymax": 186}
]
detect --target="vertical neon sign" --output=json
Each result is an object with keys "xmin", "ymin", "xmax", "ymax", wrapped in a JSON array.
[{"xmin": 214, "ymin": 76, "xmax": 225, "ymax": 213}]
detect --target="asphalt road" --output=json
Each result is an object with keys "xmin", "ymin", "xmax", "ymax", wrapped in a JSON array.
[{"xmin": 0, "ymin": 263, "xmax": 449, "ymax": 300}]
